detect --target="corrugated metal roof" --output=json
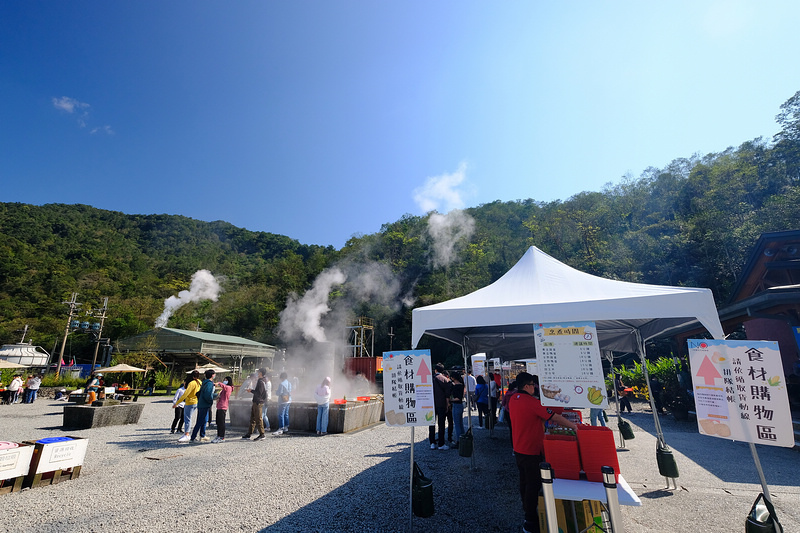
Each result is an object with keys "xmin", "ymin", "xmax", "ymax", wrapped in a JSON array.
[{"xmin": 159, "ymin": 328, "xmax": 271, "ymax": 347}]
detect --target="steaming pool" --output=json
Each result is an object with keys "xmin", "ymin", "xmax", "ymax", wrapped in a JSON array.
[{"xmin": 227, "ymin": 397, "xmax": 384, "ymax": 433}]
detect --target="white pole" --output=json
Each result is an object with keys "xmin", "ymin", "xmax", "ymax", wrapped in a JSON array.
[{"xmin": 409, "ymin": 426, "xmax": 414, "ymax": 532}]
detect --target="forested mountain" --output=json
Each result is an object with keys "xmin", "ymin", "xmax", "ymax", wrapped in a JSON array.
[{"xmin": 2, "ymin": 91, "xmax": 800, "ymax": 363}]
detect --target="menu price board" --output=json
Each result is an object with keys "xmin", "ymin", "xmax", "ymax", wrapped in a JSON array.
[
  {"xmin": 534, "ymin": 321, "xmax": 608, "ymax": 409},
  {"xmin": 687, "ymin": 339, "xmax": 793, "ymax": 447},
  {"xmin": 471, "ymin": 353, "xmax": 486, "ymax": 377},
  {"xmin": 382, "ymin": 350, "xmax": 434, "ymax": 427}
]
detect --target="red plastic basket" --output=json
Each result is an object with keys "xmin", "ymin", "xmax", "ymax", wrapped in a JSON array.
[
  {"xmin": 543, "ymin": 435, "xmax": 581, "ymax": 480},
  {"xmin": 356, "ymin": 396, "xmax": 371, "ymax": 402},
  {"xmin": 333, "ymin": 399, "xmax": 347, "ymax": 404},
  {"xmin": 576, "ymin": 425, "xmax": 619, "ymax": 482}
]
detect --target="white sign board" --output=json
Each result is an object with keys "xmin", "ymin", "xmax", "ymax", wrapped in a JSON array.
[
  {"xmin": 688, "ymin": 339, "xmax": 793, "ymax": 447},
  {"xmin": 534, "ymin": 321, "xmax": 608, "ymax": 409},
  {"xmin": 0, "ymin": 444, "xmax": 34, "ymax": 480},
  {"xmin": 382, "ymin": 350, "xmax": 434, "ymax": 427},
  {"xmin": 471, "ymin": 353, "xmax": 486, "ymax": 377},
  {"xmin": 29, "ymin": 437, "xmax": 89, "ymax": 474}
]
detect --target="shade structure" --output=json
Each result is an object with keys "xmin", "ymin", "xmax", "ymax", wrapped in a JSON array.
[
  {"xmin": 412, "ymin": 246, "xmax": 725, "ymax": 358},
  {"xmin": 95, "ymin": 363, "xmax": 147, "ymax": 373},
  {"xmin": 187, "ymin": 363, "xmax": 231, "ymax": 374},
  {"xmin": 0, "ymin": 359, "xmax": 28, "ymax": 369}
]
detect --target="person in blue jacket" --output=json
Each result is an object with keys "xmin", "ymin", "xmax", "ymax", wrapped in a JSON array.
[{"xmin": 191, "ymin": 369, "xmax": 216, "ymax": 442}]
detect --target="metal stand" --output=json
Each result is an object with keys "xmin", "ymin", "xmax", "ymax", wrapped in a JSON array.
[
  {"xmin": 409, "ymin": 426, "xmax": 414, "ymax": 532},
  {"xmin": 540, "ymin": 462, "xmax": 560, "ymax": 533},
  {"xmin": 602, "ymin": 466, "xmax": 624, "ymax": 533}
]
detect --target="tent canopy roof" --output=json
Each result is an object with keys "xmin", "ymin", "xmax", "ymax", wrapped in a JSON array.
[{"xmin": 412, "ymin": 246, "xmax": 724, "ymax": 359}]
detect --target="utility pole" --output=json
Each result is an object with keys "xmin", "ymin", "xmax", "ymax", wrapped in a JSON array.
[
  {"xmin": 90, "ymin": 297, "xmax": 109, "ymax": 370},
  {"xmin": 56, "ymin": 293, "xmax": 82, "ymax": 376},
  {"xmin": 388, "ymin": 327, "xmax": 395, "ymax": 351}
]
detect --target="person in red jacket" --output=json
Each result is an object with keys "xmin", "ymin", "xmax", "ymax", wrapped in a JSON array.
[{"xmin": 509, "ymin": 372, "xmax": 578, "ymax": 533}]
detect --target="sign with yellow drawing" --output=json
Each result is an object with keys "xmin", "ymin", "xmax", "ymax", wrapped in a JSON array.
[
  {"xmin": 382, "ymin": 350, "xmax": 434, "ymax": 427},
  {"xmin": 687, "ymin": 339, "xmax": 793, "ymax": 447},
  {"xmin": 534, "ymin": 321, "xmax": 607, "ymax": 409}
]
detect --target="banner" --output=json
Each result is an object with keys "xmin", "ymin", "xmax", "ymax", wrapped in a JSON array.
[
  {"xmin": 471, "ymin": 353, "xmax": 486, "ymax": 377},
  {"xmin": 533, "ymin": 321, "xmax": 608, "ymax": 409},
  {"xmin": 687, "ymin": 339, "xmax": 793, "ymax": 447},
  {"xmin": 382, "ymin": 350, "xmax": 434, "ymax": 427}
]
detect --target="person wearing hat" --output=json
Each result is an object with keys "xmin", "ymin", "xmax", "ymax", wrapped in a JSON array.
[{"xmin": 86, "ymin": 373, "xmax": 102, "ymax": 404}]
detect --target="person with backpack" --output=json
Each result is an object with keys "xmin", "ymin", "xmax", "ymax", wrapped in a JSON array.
[
  {"xmin": 190, "ymin": 369, "xmax": 216, "ymax": 442},
  {"xmin": 273, "ymin": 372, "xmax": 292, "ymax": 435}
]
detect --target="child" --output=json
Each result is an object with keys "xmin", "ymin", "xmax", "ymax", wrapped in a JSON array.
[
  {"xmin": 170, "ymin": 379, "xmax": 188, "ymax": 434},
  {"xmin": 213, "ymin": 377, "xmax": 233, "ymax": 443}
]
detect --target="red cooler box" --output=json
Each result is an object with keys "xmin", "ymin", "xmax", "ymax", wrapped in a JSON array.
[
  {"xmin": 576, "ymin": 425, "xmax": 620, "ymax": 482},
  {"xmin": 543, "ymin": 434, "xmax": 581, "ymax": 480}
]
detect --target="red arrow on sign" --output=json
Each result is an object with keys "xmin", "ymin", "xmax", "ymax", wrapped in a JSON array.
[
  {"xmin": 417, "ymin": 359, "xmax": 432, "ymax": 384},
  {"xmin": 696, "ymin": 355, "xmax": 722, "ymax": 386}
]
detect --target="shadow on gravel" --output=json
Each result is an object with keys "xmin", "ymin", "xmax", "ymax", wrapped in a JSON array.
[
  {"xmin": 260, "ymin": 426, "xmax": 524, "ymax": 533},
  {"xmin": 615, "ymin": 410, "xmax": 799, "ymax": 487},
  {"xmin": 639, "ymin": 489, "xmax": 677, "ymax": 499}
]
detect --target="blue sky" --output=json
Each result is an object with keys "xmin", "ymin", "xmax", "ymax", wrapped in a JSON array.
[{"xmin": 3, "ymin": 1, "xmax": 800, "ymax": 248}]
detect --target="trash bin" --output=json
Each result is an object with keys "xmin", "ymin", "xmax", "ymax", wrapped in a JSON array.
[{"xmin": 412, "ymin": 462, "xmax": 434, "ymax": 518}]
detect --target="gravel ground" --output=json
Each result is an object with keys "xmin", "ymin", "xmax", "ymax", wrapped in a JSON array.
[{"xmin": 1, "ymin": 397, "xmax": 798, "ymax": 533}]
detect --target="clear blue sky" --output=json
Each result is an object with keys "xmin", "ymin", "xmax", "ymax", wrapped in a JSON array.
[{"xmin": 3, "ymin": 1, "xmax": 799, "ymax": 248}]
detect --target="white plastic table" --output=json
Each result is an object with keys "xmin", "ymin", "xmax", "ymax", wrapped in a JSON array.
[{"xmin": 552, "ymin": 474, "xmax": 641, "ymax": 506}]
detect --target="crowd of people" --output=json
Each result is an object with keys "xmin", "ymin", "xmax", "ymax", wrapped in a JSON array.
[
  {"xmin": 170, "ymin": 368, "xmax": 336, "ymax": 444},
  {"xmin": 426, "ymin": 365, "xmax": 514, "ymax": 451},
  {"xmin": 1, "ymin": 373, "xmax": 42, "ymax": 404}
]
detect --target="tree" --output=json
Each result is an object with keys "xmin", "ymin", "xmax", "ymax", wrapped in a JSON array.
[{"xmin": 774, "ymin": 90, "xmax": 800, "ymax": 181}]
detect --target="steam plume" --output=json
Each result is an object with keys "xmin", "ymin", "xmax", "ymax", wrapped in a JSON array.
[
  {"xmin": 155, "ymin": 269, "xmax": 221, "ymax": 328},
  {"xmin": 278, "ymin": 261, "xmax": 412, "ymax": 346},
  {"xmin": 413, "ymin": 162, "xmax": 476, "ymax": 268},
  {"xmin": 278, "ymin": 268, "xmax": 346, "ymax": 343}
]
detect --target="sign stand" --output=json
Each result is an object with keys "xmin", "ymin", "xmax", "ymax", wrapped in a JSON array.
[
  {"xmin": 382, "ymin": 350, "xmax": 435, "ymax": 532},
  {"xmin": 688, "ymin": 339, "xmax": 793, "ymax": 529},
  {"xmin": 409, "ymin": 426, "xmax": 414, "ymax": 532}
]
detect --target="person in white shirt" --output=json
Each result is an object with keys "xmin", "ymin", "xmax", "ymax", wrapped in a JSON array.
[
  {"xmin": 8, "ymin": 375, "xmax": 23, "ymax": 404},
  {"xmin": 25, "ymin": 375, "xmax": 42, "ymax": 403}
]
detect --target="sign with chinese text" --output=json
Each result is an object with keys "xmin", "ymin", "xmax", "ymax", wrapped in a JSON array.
[
  {"xmin": 382, "ymin": 350, "xmax": 434, "ymax": 427},
  {"xmin": 471, "ymin": 353, "xmax": 486, "ymax": 377},
  {"xmin": 687, "ymin": 339, "xmax": 793, "ymax": 447},
  {"xmin": 533, "ymin": 321, "xmax": 607, "ymax": 409}
]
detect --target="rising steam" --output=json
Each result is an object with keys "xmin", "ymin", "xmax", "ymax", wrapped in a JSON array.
[
  {"xmin": 155, "ymin": 269, "xmax": 221, "ymax": 328},
  {"xmin": 278, "ymin": 267, "xmax": 347, "ymax": 343},
  {"xmin": 413, "ymin": 162, "xmax": 476, "ymax": 268},
  {"xmin": 278, "ymin": 260, "xmax": 412, "ymax": 347}
]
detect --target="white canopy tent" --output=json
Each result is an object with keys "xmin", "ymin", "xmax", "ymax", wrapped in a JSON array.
[
  {"xmin": 412, "ymin": 246, "xmax": 727, "ymax": 483},
  {"xmin": 412, "ymin": 246, "xmax": 724, "ymax": 358}
]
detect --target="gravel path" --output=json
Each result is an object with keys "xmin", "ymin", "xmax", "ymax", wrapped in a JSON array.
[{"xmin": 1, "ymin": 398, "xmax": 798, "ymax": 532}]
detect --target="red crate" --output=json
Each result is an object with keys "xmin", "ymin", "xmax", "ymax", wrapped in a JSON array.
[
  {"xmin": 543, "ymin": 435, "xmax": 581, "ymax": 480},
  {"xmin": 576, "ymin": 425, "xmax": 619, "ymax": 482}
]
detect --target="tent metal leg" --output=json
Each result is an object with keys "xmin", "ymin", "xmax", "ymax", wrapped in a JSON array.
[
  {"xmin": 540, "ymin": 462, "xmax": 559, "ymax": 533},
  {"xmin": 602, "ymin": 466, "xmax": 624, "ymax": 533}
]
